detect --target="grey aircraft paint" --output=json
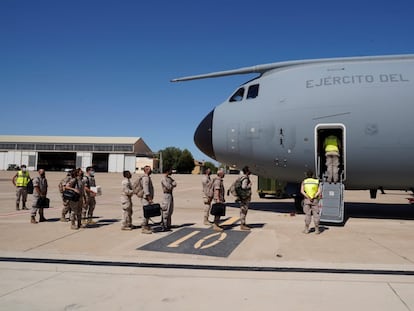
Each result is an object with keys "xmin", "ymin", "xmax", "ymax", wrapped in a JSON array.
[{"xmin": 173, "ymin": 54, "xmax": 414, "ymax": 194}]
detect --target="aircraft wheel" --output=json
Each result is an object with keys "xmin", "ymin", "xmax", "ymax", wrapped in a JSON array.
[{"xmin": 294, "ymin": 196, "xmax": 304, "ymax": 214}]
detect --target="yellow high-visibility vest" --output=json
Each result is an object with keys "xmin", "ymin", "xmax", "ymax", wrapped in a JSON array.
[
  {"xmin": 303, "ymin": 178, "xmax": 319, "ymax": 199},
  {"xmin": 15, "ymin": 171, "xmax": 30, "ymax": 187},
  {"xmin": 324, "ymin": 135, "xmax": 339, "ymax": 153}
]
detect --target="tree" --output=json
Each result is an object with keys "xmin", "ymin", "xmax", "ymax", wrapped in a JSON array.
[
  {"xmin": 204, "ymin": 161, "xmax": 217, "ymax": 174},
  {"xmin": 159, "ymin": 147, "xmax": 195, "ymax": 174},
  {"xmin": 160, "ymin": 147, "xmax": 181, "ymax": 172},
  {"xmin": 176, "ymin": 149, "xmax": 195, "ymax": 174}
]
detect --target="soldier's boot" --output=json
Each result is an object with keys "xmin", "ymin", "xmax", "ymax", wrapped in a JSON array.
[
  {"xmin": 60, "ymin": 214, "xmax": 67, "ymax": 222},
  {"xmin": 315, "ymin": 226, "xmax": 321, "ymax": 234},
  {"xmin": 81, "ymin": 213, "xmax": 87, "ymax": 224},
  {"xmin": 302, "ymin": 225, "xmax": 310, "ymax": 234},
  {"xmin": 240, "ymin": 224, "xmax": 251, "ymax": 231},
  {"xmin": 30, "ymin": 216, "xmax": 38, "ymax": 224},
  {"xmin": 22, "ymin": 203, "xmax": 28, "ymax": 210},
  {"xmin": 16, "ymin": 203, "xmax": 20, "ymax": 211},
  {"xmin": 71, "ymin": 220, "xmax": 78, "ymax": 230},
  {"xmin": 39, "ymin": 210, "xmax": 47, "ymax": 222},
  {"xmin": 212, "ymin": 223, "xmax": 223, "ymax": 232},
  {"xmin": 79, "ymin": 219, "xmax": 86, "ymax": 228},
  {"xmin": 87, "ymin": 218, "xmax": 97, "ymax": 225},
  {"xmin": 203, "ymin": 217, "xmax": 210, "ymax": 225},
  {"xmin": 141, "ymin": 226, "xmax": 152, "ymax": 234}
]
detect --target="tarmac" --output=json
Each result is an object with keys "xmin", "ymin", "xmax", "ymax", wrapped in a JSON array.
[{"xmin": 0, "ymin": 171, "xmax": 413, "ymax": 310}]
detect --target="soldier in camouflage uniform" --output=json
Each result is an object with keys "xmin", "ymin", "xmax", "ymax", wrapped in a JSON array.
[
  {"xmin": 82, "ymin": 166, "xmax": 97, "ymax": 225},
  {"xmin": 141, "ymin": 165, "xmax": 154, "ymax": 234},
  {"xmin": 212, "ymin": 169, "xmax": 225, "ymax": 232},
  {"xmin": 239, "ymin": 166, "xmax": 252, "ymax": 231},
  {"xmin": 30, "ymin": 169, "xmax": 48, "ymax": 224},
  {"xmin": 201, "ymin": 167, "xmax": 212, "ymax": 225},
  {"xmin": 65, "ymin": 168, "xmax": 84, "ymax": 230},
  {"xmin": 120, "ymin": 170, "xmax": 134, "ymax": 230},
  {"xmin": 59, "ymin": 172, "xmax": 72, "ymax": 222},
  {"xmin": 160, "ymin": 167, "xmax": 177, "ymax": 230}
]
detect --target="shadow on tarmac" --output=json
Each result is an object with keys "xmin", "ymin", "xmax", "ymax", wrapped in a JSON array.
[
  {"xmin": 345, "ymin": 202, "xmax": 414, "ymax": 220},
  {"xmin": 228, "ymin": 201, "xmax": 414, "ymax": 222},
  {"xmin": 229, "ymin": 201, "xmax": 296, "ymax": 214}
]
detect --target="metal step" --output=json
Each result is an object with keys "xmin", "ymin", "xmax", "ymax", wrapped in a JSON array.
[{"xmin": 320, "ymin": 182, "xmax": 344, "ymax": 223}]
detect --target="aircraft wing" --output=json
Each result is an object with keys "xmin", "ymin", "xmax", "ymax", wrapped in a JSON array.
[{"xmin": 171, "ymin": 54, "xmax": 414, "ymax": 82}]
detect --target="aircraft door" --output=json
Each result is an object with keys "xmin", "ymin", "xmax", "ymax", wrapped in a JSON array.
[
  {"xmin": 315, "ymin": 124, "xmax": 345, "ymax": 182},
  {"xmin": 316, "ymin": 124, "xmax": 346, "ymax": 224}
]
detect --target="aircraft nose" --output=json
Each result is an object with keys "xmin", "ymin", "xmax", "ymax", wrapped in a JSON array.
[{"xmin": 194, "ymin": 109, "xmax": 216, "ymax": 160}]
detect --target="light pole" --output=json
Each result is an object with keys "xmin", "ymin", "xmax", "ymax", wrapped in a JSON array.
[{"xmin": 159, "ymin": 151, "xmax": 163, "ymax": 174}]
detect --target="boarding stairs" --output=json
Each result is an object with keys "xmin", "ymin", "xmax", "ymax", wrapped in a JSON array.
[{"xmin": 319, "ymin": 175, "xmax": 345, "ymax": 224}]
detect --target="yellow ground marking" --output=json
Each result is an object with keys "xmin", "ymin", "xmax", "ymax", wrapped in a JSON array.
[
  {"xmin": 167, "ymin": 230, "xmax": 201, "ymax": 248},
  {"xmin": 194, "ymin": 232, "xmax": 227, "ymax": 250},
  {"xmin": 220, "ymin": 216, "xmax": 239, "ymax": 226}
]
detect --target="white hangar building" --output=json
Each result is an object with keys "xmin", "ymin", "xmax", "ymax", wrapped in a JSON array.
[{"xmin": 0, "ymin": 135, "xmax": 153, "ymax": 173}]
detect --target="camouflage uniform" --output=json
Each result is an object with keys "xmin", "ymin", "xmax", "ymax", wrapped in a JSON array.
[
  {"xmin": 141, "ymin": 174, "xmax": 154, "ymax": 233},
  {"xmin": 300, "ymin": 175, "xmax": 322, "ymax": 234},
  {"xmin": 120, "ymin": 176, "xmax": 134, "ymax": 230},
  {"xmin": 30, "ymin": 173, "xmax": 48, "ymax": 223},
  {"xmin": 239, "ymin": 175, "xmax": 252, "ymax": 229},
  {"xmin": 201, "ymin": 173, "xmax": 212, "ymax": 224},
  {"xmin": 66, "ymin": 177, "xmax": 84, "ymax": 230},
  {"xmin": 324, "ymin": 135, "xmax": 340, "ymax": 183},
  {"xmin": 59, "ymin": 174, "xmax": 71, "ymax": 221},
  {"xmin": 13, "ymin": 169, "xmax": 31, "ymax": 210},
  {"xmin": 212, "ymin": 174, "xmax": 225, "ymax": 231},
  {"xmin": 161, "ymin": 174, "xmax": 177, "ymax": 229},
  {"xmin": 82, "ymin": 174, "xmax": 97, "ymax": 224}
]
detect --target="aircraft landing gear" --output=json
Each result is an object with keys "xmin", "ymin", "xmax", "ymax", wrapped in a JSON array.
[
  {"xmin": 369, "ymin": 189, "xmax": 377, "ymax": 199},
  {"xmin": 294, "ymin": 194, "xmax": 304, "ymax": 214}
]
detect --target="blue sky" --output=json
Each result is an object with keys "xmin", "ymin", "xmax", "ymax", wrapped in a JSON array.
[{"xmin": 1, "ymin": 0, "xmax": 413, "ymax": 163}]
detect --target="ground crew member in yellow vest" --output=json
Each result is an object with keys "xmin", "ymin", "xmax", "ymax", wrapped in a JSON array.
[
  {"xmin": 324, "ymin": 134, "xmax": 340, "ymax": 183},
  {"xmin": 300, "ymin": 170, "xmax": 322, "ymax": 234},
  {"xmin": 12, "ymin": 165, "xmax": 31, "ymax": 210}
]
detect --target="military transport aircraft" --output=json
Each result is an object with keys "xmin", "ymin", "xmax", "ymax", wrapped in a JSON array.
[{"xmin": 172, "ymin": 54, "xmax": 414, "ymax": 222}]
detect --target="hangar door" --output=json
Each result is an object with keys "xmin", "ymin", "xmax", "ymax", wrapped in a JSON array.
[
  {"xmin": 37, "ymin": 152, "xmax": 76, "ymax": 171},
  {"xmin": 92, "ymin": 153, "xmax": 109, "ymax": 172}
]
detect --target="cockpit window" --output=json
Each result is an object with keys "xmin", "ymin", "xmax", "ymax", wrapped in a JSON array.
[
  {"xmin": 229, "ymin": 87, "xmax": 245, "ymax": 102},
  {"xmin": 247, "ymin": 84, "xmax": 259, "ymax": 99}
]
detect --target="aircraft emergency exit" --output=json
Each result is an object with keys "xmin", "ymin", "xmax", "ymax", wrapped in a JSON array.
[{"xmin": 172, "ymin": 54, "xmax": 414, "ymax": 207}]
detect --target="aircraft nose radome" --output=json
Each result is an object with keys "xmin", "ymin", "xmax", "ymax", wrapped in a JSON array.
[{"xmin": 194, "ymin": 109, "xmax": 216, "ymax": 160}]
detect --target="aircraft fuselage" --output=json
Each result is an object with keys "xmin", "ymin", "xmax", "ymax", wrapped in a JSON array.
[{"xmin": 181, "ymin": 55, "xmax": 414, "ymax": 191}]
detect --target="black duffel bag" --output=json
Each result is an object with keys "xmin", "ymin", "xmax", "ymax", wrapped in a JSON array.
[
  {"xmin": 143, "ymin": 203, "xmax": 161, "ymax": 218},
  {"xmin": 210, "ymin": 203, "xmax": 226, "ymax": 216},
  {"xmin": 62, "ymin": 189, "xmax": 80, "ymax": 202},
  {"xmin": 37, "ymin": 197, "xmax": 50, "ymax": 208},
  {"xmin": 26, "ymin": 180, "xmax": 34, "ymax": 194}
]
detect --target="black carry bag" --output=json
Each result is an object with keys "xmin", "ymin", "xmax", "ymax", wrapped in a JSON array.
[
  {"xmin": 62, "ymin": 189, "xmax": 80, "ymax": 202},
  {"xmin": 26, "ymin": 180, "xmax": 34, "ymax": 194},
  {"xmin": 143, "ymin": 203, "xmax": 161, "ymax": 218},
  {"xmin": 37, "ymin": 197, "xmax": 50, "ymax": 208},
  {"xmin": 210, "ymin": 203, "xmax": 226, "ymax": 216}
]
